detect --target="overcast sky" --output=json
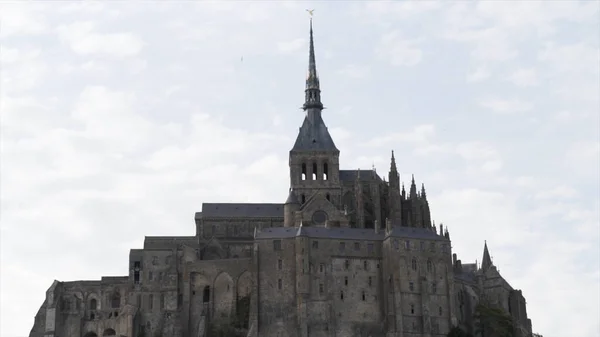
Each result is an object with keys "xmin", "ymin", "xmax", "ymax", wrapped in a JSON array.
[{"xmin": 1, "ymin": 1, "xmax": 599, "ymax": 337}]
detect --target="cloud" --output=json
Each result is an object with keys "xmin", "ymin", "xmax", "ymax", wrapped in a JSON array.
[
  {"xmin": 377, "ymin": 31, "xmax": 423, "ymax": 67},
  {"xmin": 366, "ymin": 124, "xmax": 436, "ymax": 147},
  {"xmin": 337, "ymin": 64, "xmax": 371, "ymax": 79},
  {"xmin": 56, "ymin": 21, "xmax": 144, "ymax": 57},
  {"xmin": 506, "ymin": 68, "xmax": 539, "ymax": 87},
  {"xmin": 479, "ymin": 98, "xmax": 534, "ymax": 114},
  {"xmin": 277, "ymin": 38, "xmax": 305, "ymax": 54},
  {"xmin": 466, "ymin": 66, "xmax": 491, "ymax": 82}
]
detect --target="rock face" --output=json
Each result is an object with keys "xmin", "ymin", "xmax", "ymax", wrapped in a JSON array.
[{"xmin": 29, "ymin": 20, "xmax": 533, "ymax": 337}]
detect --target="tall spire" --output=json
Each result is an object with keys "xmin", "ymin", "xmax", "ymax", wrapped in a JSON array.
[
  {"xmin": 482, "ymin": 241, "xmax": 492, "ymax": 271},
  {"xmin": 421, "ymin": 183, "xmax": 427, "ymax": 199},
  {"xmin": 303, "ymin": 18, "xmax": 323, "ymax": 111},
  {"xmin": 410, "ymin": 174, "xmax": 417, "ymax": 198}
]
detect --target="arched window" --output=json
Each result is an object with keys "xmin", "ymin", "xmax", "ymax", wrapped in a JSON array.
[
  {"xmin": 323, "ymin": 163, "xmax": 329, "ymax": 180},
  {"xmin": 361, "ymin": 291, "xmax": 366, "ymax": 301},
  {"xmin": 90, "ymin": 298, "xmax": 97, "ymax": 310},
  {"xmin": 326, "ymin": 193, "xmax": 331, "ymax": 201},
  {"xmin": 427, "ymin": 259, "xmax": 432, "ymax": 272},
  {"xmin": 301, "ymin": 163, "xmax": 307, "ymax": 181},
  {"xmin": 340, "ymin": 291, "xmax": 344, "ymax": 300},
  {"xmin": 411, "ymin": 258, "xmax": 418, "ymax": 271},
  {"xmin": 203, "ymin": 286, "xmax": 210, "ymax": 303},
  {"xmin": 103, "ymin": 328, "xmax": 116, "ymax": 336},
  {"xmin": 111, "ymin": 292, "xmax": 121, "ymax": 308},
  {"xmin": 312, "ymin": 162, "xmax": 318, "ymax": 180}
]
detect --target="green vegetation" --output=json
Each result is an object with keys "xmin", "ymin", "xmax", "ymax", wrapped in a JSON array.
[
  {"xmin": 474, "ymin": 303, "xmax": 516, "ymax": 337},
  {"xmin": 447, "ymin": 326, "xmax": 473, "ymax": 337}
]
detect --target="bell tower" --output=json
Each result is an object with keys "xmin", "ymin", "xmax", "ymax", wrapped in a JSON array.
[{"xmin": 288, "ymin": 19, "xmax": 341, "ymax": 208}]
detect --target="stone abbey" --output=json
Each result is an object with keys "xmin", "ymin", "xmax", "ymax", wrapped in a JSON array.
[{"xmin": 29, "ymin": 20, "xmax": 533, "ymax": 337}]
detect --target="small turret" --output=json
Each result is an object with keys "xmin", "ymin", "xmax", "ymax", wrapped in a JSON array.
[{"xmin": 284, "ymin": 188, "xmax": 300, "ymax": 227}]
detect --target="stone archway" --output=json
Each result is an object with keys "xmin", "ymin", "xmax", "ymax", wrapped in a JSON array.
[
  {"xmin": 236, "ymin": 271, "xmax": 252, "ymax": 329},
  {"xmin": 213, "ymin": 272, "xmax": 234, "ymax": 321},
  {"xmin": 190, "ymin": 273, "xmax": 210, "ymax": 337}
]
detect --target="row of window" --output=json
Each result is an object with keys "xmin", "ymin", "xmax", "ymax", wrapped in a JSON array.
[
  {"xmin": 408, "ymin": 281, "xmax": 438, "ymax": 294},
  {"xmin": 300, "ymin": 162, "xmax": 329, "ymax": 181},
  {"xmin": 393, "ymin": 239, "xmax": 448, "ymax": 253},
  {"xmin": 274, "ymin": 240, "xmax": 376, "ymax": 253},
  {"xmin": 408, "ymin": 304, "xmax": 444, "ymax": 316}
]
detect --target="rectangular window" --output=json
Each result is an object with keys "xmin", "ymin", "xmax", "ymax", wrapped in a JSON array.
[
  {"xmin": 430, "ymin": 242, "xmax": 436, "ymax": 252},
  {"xmin": 339, "ymin": 242, "xmax": 345, "ymax": 252},
  {"xmin": 409, "ymin": 282, "xmax": 414, "ymax": 291},
  {"xmin": 319, "ymin": 263, "xmax": 324, "ymax": 273},
  {"xmin": 367, "ymin": 243, "xmax": 374, "ymax": 253},
  {"xmin": 312, "ymin": 241, "xmax": 319, "ymax": 249},
  {"xmin": 344, "ymin": 276, "xmax": 348, "ymax": 286},
  {"xmin": 432, "ymin": 282, "xmax": 437, "ymax": 294},
  {"xmin": 278, "ymin": 279, "xmax": 282, "ymax": 290},
  {"xmin": 273, "ymin": 240, "xmax": 282, "ymax": 251},
  {"xmin": 368, "ymin": 277, "xmax": 372, "ymax": 287},
  {"xmin": 161, "ymin": 294, "xmax": 165, "ymax": 309},
  {"xmin": 354, "ymin": 242, "xmax": 360, "ymax": 251},
  {"xmin": 149, "ymin": 294, "xmax": 154, "ymax": 311},
  {"xmin": 278, "ymin": 259, "xmax": 283, "ymax": 270},
  {"xmin": 319, "ymin": 283, "xmax": 324, "ymax": 294}
]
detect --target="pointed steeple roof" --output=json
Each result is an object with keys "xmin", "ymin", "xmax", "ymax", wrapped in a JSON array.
[
  {"xmin": 482, "ymin": 240, "xmax": 492, "ymax": 271},
  {"xmin": 410, "ymin": 174, "xmax": 417, "ymax": 198},
  {"xmin": 292, "ymin": 18, "xmax": 338, "ymax": 153},
  {"xmin": 285, "ymin": 189, "xmax": 299, "ymax": 204},
  {"xmin": 421, "ymin": 183, "xmax": 427, "ymax": 199}
]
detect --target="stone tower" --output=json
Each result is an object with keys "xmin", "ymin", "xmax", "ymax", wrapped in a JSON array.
[{"xmin": 288, "ymin": 19, "xmax": 341, "ymax": 212}]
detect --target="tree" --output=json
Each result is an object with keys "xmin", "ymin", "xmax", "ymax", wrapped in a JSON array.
[
  {"xmin": 447, "ymin": 326, "xmax": 474, "ymax": 337},
  {"xmin": 474, "ymin": 303, "xmax": 516, "ymax": 337}
]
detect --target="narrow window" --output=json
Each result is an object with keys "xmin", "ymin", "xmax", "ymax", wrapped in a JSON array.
[
  {"xmin": 319, "ymin": 283, "xmax": 324, "ymax": 294},
  {"xmin": 439, "ymin": 306, "xmax": 443, "ymax": 316},
  {"xmin": 410, "ymin": 304, "xmax": 415, "ymax": 314},
  {"xmin": 405, "ymin": 241, "xmax": 410, "ymax": 250},
  {"xmin": 278, "ymin": 279, "xmax": 282, "ymax": 290},
  {"xmin": 362, "ymin": 291, "xmax": 366, "ymax": 301},
  {"xmin": 409, "ymin": 282, "xmax": 414, "ymax": 291},
  {"xmin": 301, "ymin": 163, "xmax": 307, "ymax": 181},
  {"xmin": 411, "ymin": 258, "xmax": 417, "ymax": 271},
  {"xmin": 312, "ymin": 162, "xmax": 318, "ymax": 180},
  {"xmin": 278, "ymin": 259, "xmax": 283, "ymax": 270},
  {"xmin": 344, "ymin": 276, "xmax": 348, "ymax": 286},
  {"xmin": 323, "ymin": 163, "xmax": 329, "ymax": 180},
  {"xmin": 312, "ymin": 241, "xmax": 319, "ymax": 249},
  {"xmin": 133, "ymin": 261, "xmax": 141, "ymax": 284},
  {"xmin": 149, "ymin": 294, "xmax": 154, "ymax": 311},
  {"xmin": 367, "ymin": 243, "xmax": 374, "ymax": 253},
  {"xmin": 344, "ymin": 260, "xmax": 350, "ymax": 270},
  {"xmin": 430, "ymin": 242, "xmax": 436, "ymax": 252},
  {"xmin": 90, "ymin": 298, "xmax": 97, "ymax": 310},
  {"xmin": 202, "ymin": 286, "xmax": 210, "ymax": 303},
  {"xmin": 137, "ymin": 294, "xmax": 141, "ymax": 306},
  {"xmin": 111, "ymin": 292, "xmax": 121, "ymax": 308},
  {"xmin": 301, "ymin": 194, "xmax": 306, "ymax": 204},
  {"xmin": 363, "ymin": 260, "xmax": 368, "ymax": 270},
  {"xmin": 354, "ymin": 242, "xmax": 360, "ymax": 251},
  {"xmin": 432, "ymin": 282, "xmax": 437, "ymax": 294},
  {"xmin": 178, "ymin": 294, "xmax": 183, "ymax": 308},
  {"xmin": 319, "ymin": 264, "xmax": 324, "ymax": 273},
  {"xmin": 420, "ymin": 241, "xmax": 425, "ymax": 251},
  {"xmin": 161, "ymin": 294, "xmax": 165, "ymax": 309},
  {"xmin": 368, "ymin": 277, "xmax": 372, "ymax": 287},
  {"xmin": 273, "ymin": 240, "xmax": 282, "ymax": 251},
  {"xmin": 427, "ymin": 260, "xmax": 432, "ymax": 272},
  {"xmin": 340, "ymin": 291, "xmax": 344, "ymax": 300},
  {"xmin": 326, "ymin": 193, "xmax": 331, "ymax": 201}
]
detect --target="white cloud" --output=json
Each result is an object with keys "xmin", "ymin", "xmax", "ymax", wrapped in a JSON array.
[
  {"xmin": 277, "ymin": 38, "xmax": 305, "ymax": 54},
  {"xmin": 56, "ymin": 21, "xmax": 144, "ymax": 57},
  {"xmin": 506, "ymin": 68, "xmax": 539, "ymax": 87},
  {"xmin": 466, "ymin": 66, "xmax": 491, "ymax": 82},
  {"xmin": 533, "ymin": 185, "xmax": 579, "ymax": 200},
  {"xmin": 377, "ymin": 31, "xmax": 423, "ymax": 67},
  {"xmin": 338, "ymin": 64, "xmax": 371, "ymax": 79},
  {"xmin": 366, "ymin": 124, "xmax": 435, "ymax": 147},
  {"xmin": 479, "ymin": 98, "xmax": 534, "ymax": 114}
]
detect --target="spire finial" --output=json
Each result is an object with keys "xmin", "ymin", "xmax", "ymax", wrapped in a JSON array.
[{"xmin": 303, "ymin": 13, "xmax": 323, "ymax": 111}]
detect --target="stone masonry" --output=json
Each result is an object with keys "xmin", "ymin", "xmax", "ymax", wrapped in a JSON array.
[{"xmin": 28, "ymin": 20, "xmax": 533, "ymax": 337}]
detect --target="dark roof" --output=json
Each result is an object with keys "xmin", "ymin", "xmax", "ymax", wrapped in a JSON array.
[
  {"xmin": 339, "ymin": 169, "xmax": 383, "ymax": 182},
  {"xmin": 255, "ymin": 225, "xmax": 449, "ymax": 241},
  {"xmin": 285, "ymin": 190, "xmax": 300, "ymax": 204},
  {"xmin": 201, "ymin": 203, "xmax": 284, "ymax": 218},
  {"xmin": 291, "ymin": 114, "xmax": 338, "ymax": 152}
]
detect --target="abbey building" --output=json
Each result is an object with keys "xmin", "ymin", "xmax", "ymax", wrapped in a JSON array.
[{"xmin": 29, "ymin": 20, "xmax": 533, "ymax": 337}]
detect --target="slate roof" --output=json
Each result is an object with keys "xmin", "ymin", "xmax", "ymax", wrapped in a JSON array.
[
  {"xmin": 339, "ymin": 169, "xmax": 383, "ymax": 182},
  {"xmin": 291, "ymin": 115, "xmax": 339, "ymax": 152},
  {"xmin": 255, "ymin": 225, "xmax": 448, "ymax": 241},
  {"xmin": 201, "ymin": 203, "xmax": 284, "ymax": 218}
]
